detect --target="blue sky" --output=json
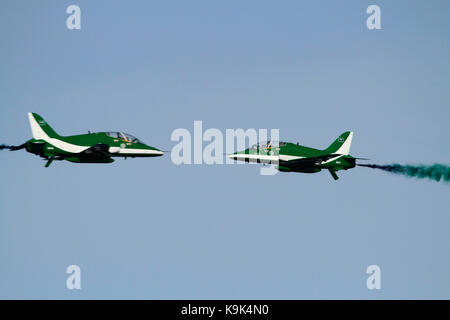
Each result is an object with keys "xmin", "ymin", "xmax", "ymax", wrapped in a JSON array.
[{"xmin": 0, "ymin": 0, "xmax": 449, "ymax": 299}]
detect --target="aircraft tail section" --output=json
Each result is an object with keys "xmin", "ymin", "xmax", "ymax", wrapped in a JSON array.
[
  {"xmin": 324, "ymin": 131, "xmax": 353, "ymax": 155},
  {"xmin": 28, "ymin": 113, "xmax": 60, "ymax": 140}
]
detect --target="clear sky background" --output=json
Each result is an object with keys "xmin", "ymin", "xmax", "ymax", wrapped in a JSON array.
[{"xmin": 0, "ymin": 0, "xmax": 449, "ymax": 299}]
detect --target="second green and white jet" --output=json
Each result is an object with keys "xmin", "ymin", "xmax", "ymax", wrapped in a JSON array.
[{"xmin": 228, "ymin": 131, "xmax": 368, "ymax": 180}]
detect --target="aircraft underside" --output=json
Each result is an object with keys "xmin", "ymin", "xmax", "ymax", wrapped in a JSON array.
[
  {"xmin": 25, "ymin": 142, "xmax": 162, "ymax": 167},
  {"xmin": 229, "ymin": 154, "xmax": 356, "ymax": 180}
]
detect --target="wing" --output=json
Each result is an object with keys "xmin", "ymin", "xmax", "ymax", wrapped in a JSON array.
[
  {"xmin": 79, "ymin": 143, "xmax": 112, "ymax": 158},
  {"xmin": 280, "ymin": 154, "xmax": 341, "ymax": 170}
]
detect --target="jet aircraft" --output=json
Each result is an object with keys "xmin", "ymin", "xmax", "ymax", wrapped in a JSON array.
[
  {"xmin": 228, "ymin": 131, "xmax": 367, "ymax": 180},
  {"xmin": 1, "ymin": 113, "xmax": 164, "ymax": 167}
]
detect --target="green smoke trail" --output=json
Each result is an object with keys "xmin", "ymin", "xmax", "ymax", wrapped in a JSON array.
[{"xmin": 357, "ymin": 164, "xmax": 450, "ymax": 183}]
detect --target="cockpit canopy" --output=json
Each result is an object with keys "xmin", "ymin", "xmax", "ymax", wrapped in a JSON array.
[
  {"xmin": 106, "ymin": 132, "xmax": 143, "ymax": 144},
  {"xmin": 251, "ymin": 141, "xmax": 287, "ymax": 149}
]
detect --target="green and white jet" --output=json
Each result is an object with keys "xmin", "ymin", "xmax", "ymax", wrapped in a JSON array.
[
  {"xmin": 2, "ymin": 113, "xmax": 164, "ymax": 167},
  {"xmin": 228, "ymin": 131, "xmax": 367, "ymax": 180}
]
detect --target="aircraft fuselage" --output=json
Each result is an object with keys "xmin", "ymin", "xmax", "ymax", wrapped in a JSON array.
[{"xmin": 228, "ymin": 132, "xmax": 357, "ymax": 180}]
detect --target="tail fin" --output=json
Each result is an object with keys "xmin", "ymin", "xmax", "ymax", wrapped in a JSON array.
[
  {"xmin": 323, "ymin": 131, "xmax": 353, "ymax": 155},
  {"xmin": 28, "ymin": 113, "xmax": 60, "ymax": 139}
]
